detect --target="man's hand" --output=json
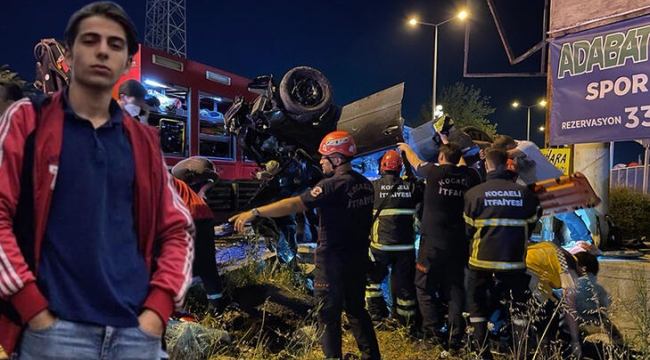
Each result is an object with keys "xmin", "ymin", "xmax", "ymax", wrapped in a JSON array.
[
  {"xmin": 228, "ymin": 211, "xmax": 255, "ymax": 232},
  {"xmin": 437, "ymin": 131, "xmax": 449, "ymax": 144},
  {"xmin": 138, "ymin": 309, "xmax": 164, "ymax": 337},
  {"xmin": 396, "ymin": 142, "xmax": 411, "ymax": 154},
  {"xmin": 28, "ymin": 309, "xmax": 57, "ymax": 330}
]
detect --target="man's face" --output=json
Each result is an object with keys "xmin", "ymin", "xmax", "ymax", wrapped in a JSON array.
[
  {"xmin": 65, "ymin": 15, "xmax": 132, "ymax": 91},
  {"xmin": 320, "ymin": 155, "xmax": 336, "ymax": 176},
  {"xmin": 122, "ymin": 95, "xmax": 147, "ymax": 110},
  {"xmin": 121, "ymin": 94, "xmax": 150, "ymax": 124}
]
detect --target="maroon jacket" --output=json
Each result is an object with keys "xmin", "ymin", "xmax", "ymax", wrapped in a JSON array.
[{"xmin": 0, "ymin": 92, "xmax": 195, "ymax": 354}]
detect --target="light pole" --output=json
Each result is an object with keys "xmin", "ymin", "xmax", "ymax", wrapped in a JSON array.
[
  {"xmin": 409, "ymin": 11, "xmax": 467, "ymax": 121},
  {"xmin": 511, "ymin": 99, "xmax": 547, "ymax": 141}
]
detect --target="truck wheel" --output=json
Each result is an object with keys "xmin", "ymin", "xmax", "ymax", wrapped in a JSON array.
[{"xmin": 279, "ymin": 66, "xmax": 332, "ymax": 123}]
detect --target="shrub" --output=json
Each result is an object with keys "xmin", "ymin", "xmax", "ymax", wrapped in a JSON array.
[{"xmin": 609, "ymin": 187, "xmax": 650, "ymax": 240}]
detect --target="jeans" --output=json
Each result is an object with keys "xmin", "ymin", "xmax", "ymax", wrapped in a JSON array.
[
  {"xmin": 18, "ymin": 319, "xmax": 162, "ymax": 360},
  {"xmin": 555, "ymin": 211, "xmax": 591, "ymax": 242}
]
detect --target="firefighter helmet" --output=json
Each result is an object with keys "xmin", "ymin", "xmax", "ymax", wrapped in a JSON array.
[
  {"xmin": 380, "ymin": 150, "xmax": 402, "ymax": 173},
  {"xmin": 318, "ymin": 130, "xmax": 357, "ymax": 157},
  {"xmin": 506, "ymin": 158, "xmax": 519, "ymax": 174},
  {"xmin": 171, "ymin": 156, "xmax": 220, "ymax": 184}
]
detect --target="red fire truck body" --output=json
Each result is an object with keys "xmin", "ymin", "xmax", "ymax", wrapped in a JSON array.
[{"xmin": 114, "ymin": 45, "xmax": 261, "ymax": 180}]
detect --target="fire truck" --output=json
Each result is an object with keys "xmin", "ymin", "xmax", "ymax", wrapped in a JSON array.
[{"xmin": 113, "ymin": 45, "xmax": 262, "ymax": 180}]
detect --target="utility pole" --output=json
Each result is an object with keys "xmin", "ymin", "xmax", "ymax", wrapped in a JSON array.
[{"xmin": 145, "ymin": 0, "xmax": 187, "ymax": 58}]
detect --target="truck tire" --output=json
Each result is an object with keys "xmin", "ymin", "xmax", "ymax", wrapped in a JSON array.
[{"xmin": 279, "ymin": 66, "xmax": 332, "ymax": 123}]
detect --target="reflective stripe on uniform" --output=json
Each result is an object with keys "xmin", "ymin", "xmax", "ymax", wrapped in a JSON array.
[
  {"xmin": 468, "ymin": 214, "xmax": 534, "ymax": 267},
  {"xmin": 207, "ymin": 293, "xmax": 223, "ymax": 300},
  {"xmin": 370, "ymin": 243, "xmax": 415, "ymax": 251},
  {"xmin": 464, "ymin": 213, "xmax": 475, "ymax": 227},
  {"xmin": 468, "ymin": 257, "xmax": 526, "ymax": 270},
  {"xmin": 365, "ymin": 290, "xmax": 383, "ymax": 298},
  {"xmin": 371, "ymin": 208, "xmax": 416, "ymax": 243},
  {"xmin": 373, "ymin": 209, "xmax": 416, "ymax": 216},
  {"xmin": 396, "ymin": 298, "xmax": 416, "ymax": 307},
  {"xmin": 366, "ymin": 283, "xmax": 383, "ymax": 299},
  {"xmin": 474, "ymin": 218, "xmax": 528, "ymax": 227},
  {"xmin": 396, "ymin": 308, "xmax": 416, "ymax": 317}
]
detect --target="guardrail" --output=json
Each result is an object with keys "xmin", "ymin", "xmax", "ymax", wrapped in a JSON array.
[{"xmin": 610, "ymin": 165, "xmax": 650, "ymax": 194}]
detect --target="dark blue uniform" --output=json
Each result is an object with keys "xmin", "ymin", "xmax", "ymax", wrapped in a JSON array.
[
  {"xmin": 415, "ymin": 162, "xmax": 481, "ymax": 346},
  {"xmin": 300, "ymin": 169, "xmax": 380, "ymax": 360}
]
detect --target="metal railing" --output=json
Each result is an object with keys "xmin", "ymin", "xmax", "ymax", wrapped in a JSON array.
[{"xmin": 610, "ymin": 165, "xmax": 650, "ymax": 194}]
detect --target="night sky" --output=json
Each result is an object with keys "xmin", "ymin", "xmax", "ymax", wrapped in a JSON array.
[{"xmin": 0, "ymin": 0, "xmax": 643, "ymax": 164}]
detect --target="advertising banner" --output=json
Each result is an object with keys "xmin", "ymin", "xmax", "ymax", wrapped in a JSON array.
[
  {"xmin": 541, "ymin": 148, "xmax": 571, "ymax": 175},
  {"xmin": 549, "ymin": 15, "xmax": 650, "ymax": 144}
]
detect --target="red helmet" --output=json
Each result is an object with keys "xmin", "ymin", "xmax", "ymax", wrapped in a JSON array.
[
  {"xmin": 380, "ymin": 150, "xmax": 403, "ymax": 173},
  {"xmin": 318, "ymin": 130, "xmax": 357, "ymax": 157},
  {"xmin": 506, "ymin": 158, "xmax": 519, "ymax": 174}
]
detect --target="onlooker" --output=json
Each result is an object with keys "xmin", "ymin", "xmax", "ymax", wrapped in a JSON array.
[
  {"xmin": 0, "ymin": 3, "xmax": 194, "ymax": 359},
  {"xmin": 229, "ymin": 130, "xmax": 380, "ymax": 360},
  {"xmin": 171, "ymin": 157, "xmax": 225, "ymax": 314},
  {"xmin": 0, "ymin": 82, "xmax": 24, "ymax": 116},
  {"xmin": 117, "ymin": 79, "xmax": 150, "ymax": 124},
  {"xmin": 365, "ymin": 150, "xmax": 423, "ymax": 327},
  {"xmin": 399, "ymin": 140, "xmax": 481, "ymax": 350},
  {"xmin": 492, "ymin": 135, "xmax": 593, "ymax": 246},
  {"xmin": 464, "ymin": 148, "xmax": 541, "ymax": 359}
]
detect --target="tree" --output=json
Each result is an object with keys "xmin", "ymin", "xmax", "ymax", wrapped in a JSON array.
[{"xmin": 414, "ymin": 82, "xmax": 497, "ymax": 137}]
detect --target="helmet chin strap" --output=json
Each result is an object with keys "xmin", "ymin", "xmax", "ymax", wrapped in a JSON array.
[{"xmin": 324, "ymin": 155, "xmax": 349, "ymax": 177}]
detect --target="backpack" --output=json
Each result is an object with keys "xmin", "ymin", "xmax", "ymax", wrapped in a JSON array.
[{"xmin": 34, "ymin": 39, "xmax": 70, "ymax": 94}]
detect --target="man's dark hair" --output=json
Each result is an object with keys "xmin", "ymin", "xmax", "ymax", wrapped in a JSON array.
[
  {"xmin": 574, "ymin": 252, "xmax": 599, "ymax": 275},
  {"xmin": 439, "ymin": 142, "xmax": 462, "ymax": 164},
  {"xmin": 1, "ymin": 83, "xmax": 24, "ymax": 101},
  {"xmin": 484, "ymin": 148, "xmax": 508, "ymax": 171},
  {"xmin": 492, "ymin": 135, "xmax": 516, "ymax": 150},
  {"xmin": 65, "ymin": 2, "xmax": 139, "ymax": 57},
  {"xmin": 118, "ymin": 79, "xmax": 147, "ymax": 99},
  {"xmin": 329, "ymin": 153, "xmax": 353, "ymax": 164}
]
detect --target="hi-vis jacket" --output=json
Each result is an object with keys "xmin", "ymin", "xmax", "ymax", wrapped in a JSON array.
[
  {"xmin": 463, "ymin": 170, "xmax": 541, "ymax": 271},
  {"xmin": 0, "ymin": 93, "xmax": 195, "ymax": 354},
  {"xmin": 371, "ymin": 175, "xmax": 423, "ymax": 251}
]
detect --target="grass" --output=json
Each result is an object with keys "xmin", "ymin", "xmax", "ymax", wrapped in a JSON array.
[{"xmin": 170, "ymin": 226, "xmax": 650, "ymax": 360}]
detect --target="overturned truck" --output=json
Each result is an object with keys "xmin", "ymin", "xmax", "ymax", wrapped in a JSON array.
[{"xmin": 223, "ymin": 67, "xmax": 406, "ymax": 260}]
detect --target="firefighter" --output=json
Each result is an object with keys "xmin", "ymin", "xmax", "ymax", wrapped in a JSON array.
[
  {"xmin": 399, "ymin": 140, "xmax": 482, "ymax": 351},
  {"xmin": 229, "ymin": 130, "xmax": 380, "ymax": 360},
  {"xmin": 171, "ymin": 157, "xmax": 225, "ymax": 314},
  {"xmin": 365, "ymin": 150, "xmax": 424, "ymax": 327},
  {"xmin": 463, "ymin": 148, "xmax": 542, "ymax": 359}
]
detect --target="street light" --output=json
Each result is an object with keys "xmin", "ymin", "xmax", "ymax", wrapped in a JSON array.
[
  {"xmin": 408, "ymin": 11, "xmax": 468, "ymax": 121},
  {"xmin": 511, "ymin": 99, "xmax": 547, "ymax": 141}
]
